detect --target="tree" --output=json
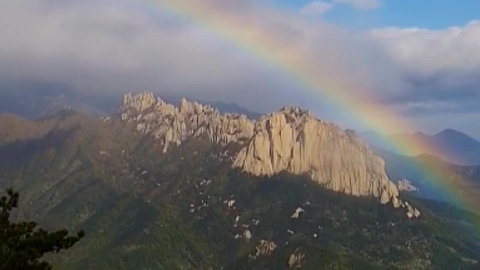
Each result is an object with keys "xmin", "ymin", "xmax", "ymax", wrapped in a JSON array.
[{"xmin": 0, "ymin": 189, "xmax": 85, "ymax": 270}]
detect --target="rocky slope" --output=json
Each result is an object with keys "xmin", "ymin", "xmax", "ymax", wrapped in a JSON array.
[
  {"xmin": 120, "ymin": 92, "xmax": 417, "ymax": 217},
  {"xmin": 1, "ymin": 103, "xmax": 480, "ymax": 269}
]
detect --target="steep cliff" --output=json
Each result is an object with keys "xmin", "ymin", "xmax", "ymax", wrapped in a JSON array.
[
  {"xmin": 233, "ymin": 107, "xmax": 401, "ymax": 207},
  {"xmin": 120, "ymin": 92, "xmax": 417, "ymax": 215}
]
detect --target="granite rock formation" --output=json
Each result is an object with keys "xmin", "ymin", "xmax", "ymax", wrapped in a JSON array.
[
  {"xmin": 120, "ymin": 92, "xmax": 419, "ymax": 215},
  {"xmin": 121, "ymin": 92, "xmax": 254, "ymax": 152},
  {"xmin": 233, "ymin": 108, "xmax": 401, "ymax": 206},
  {"xmin": 397, "ymin": 179, "xmax": 419, "ymax": 193}
]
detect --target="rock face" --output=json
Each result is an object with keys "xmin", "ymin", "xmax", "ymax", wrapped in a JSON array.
[
  {"xmin": 397, "ymin": 179, "xmax": 419, "ymax": 193},
  {"xmin": 121, "ymin": 92, "xmax": 254, "ymax": 152},
  {"xmin": 233, "ymin": 108, "xmax": 401, "ymax": 206},
  {"xmin": 255, "ymin": 240, "xmax": 277, "ymax": 257},
  {"xmin": 120, "ymin": 92, "xmax": 418, "ymax": 214},
  {"xmin": 291, "ymin": 207, "xmax": 305, "ymax": 219},
  {"xmin": 403, "ymin": 201, "xmax": 421, "ymax": 219},
  {"xmin": 288, "ymin": 249, "xmax": 305, "ymax": 268}
]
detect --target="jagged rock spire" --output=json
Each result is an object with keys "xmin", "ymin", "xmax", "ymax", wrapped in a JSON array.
[{"xmin": 121, "ymin": 92, "xmax": 255, "ymax": 152}]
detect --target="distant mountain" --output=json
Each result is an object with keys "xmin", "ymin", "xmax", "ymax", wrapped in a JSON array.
[
  {"xmin": 360, "ymin": 129, "xmax": 480, "ymax": 166},
  {"xmin": 359, "ymin": 131, "xmax": 397, "ymax": 153},
  {"xmin": 368, "ymin": 146, "xmax": 480, "ymax": 208},
  {"xmin": 0, "ymin": 82, "xmax": 120, "ymax": 119},
  {"xmin": 208, "ymin": 101, "xmax": 262, "ymax": 119},
  {"xmin": 1, "ymin": 92, "xmax": 480, "ymax": 269},
  {"xmin": 0, "ymin": 84, "xmax": 262, "ymax": 121}
]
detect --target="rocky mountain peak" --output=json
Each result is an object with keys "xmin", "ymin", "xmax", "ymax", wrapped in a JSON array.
[
  {"xmin": 120, "ymin": 92, "xmax": 255, "ymax": 152},
  {"xmin": 179, "ymin": 98, "xmax": 216, "ymax": 115},
  {"xmin": 277, "ymin": 106, "xmax": 313, "ymax": 117},
  {"xmin": 121, "ymin": 91, "xmax": 157, "ymax": 113},
  {"xmin": 234, "ymin": 108, "xmax": 403, "ymax": 207},
  {"xmin": 120, "ymin": 92, "xmax": 419, "ymax": 217}
]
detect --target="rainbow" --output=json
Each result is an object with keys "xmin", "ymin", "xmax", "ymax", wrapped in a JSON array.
[{"xmin": 132, "ymin": 0, "xmax": 478, "ymax": 213}]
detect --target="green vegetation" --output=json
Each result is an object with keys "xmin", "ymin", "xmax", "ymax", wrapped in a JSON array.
[
  {"xmin": 0, "ymin": 111, "xmax": 479, "ymax": 269},
  {"xmin": 0, "ymin": 189, "xmax": 84, "ymax": 270}
]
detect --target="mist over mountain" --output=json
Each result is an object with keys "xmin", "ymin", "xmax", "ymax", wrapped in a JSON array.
[
  {"xmin": 360, "ymin": 130, "xmax": 480, "ymax": 166},
  {"xmin": 367, "ymin": 146, "xmax": 480, "ymax": 205},
  {"xmin": 0, "ymin": 81, "xmax": 120, "ymax": 119},
  {"xmin": 206, "ymin": 101, "xmax": 262, "ymax": 120},
  {"xmin": 151, "ymin": 93, "xmax": 263, "ymax": 120},
  {"xmin": 0, "ymin": 86, "xmax": 262, "ymax": 121}
]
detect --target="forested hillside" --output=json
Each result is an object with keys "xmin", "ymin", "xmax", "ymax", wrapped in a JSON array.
[{"xmin": 0, "ymin": 111, "xmax": 479, "ymax": 269}]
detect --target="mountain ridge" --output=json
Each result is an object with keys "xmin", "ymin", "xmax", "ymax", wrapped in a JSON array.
[
  {"xmin": 1, "ymin": 94, "xmax": 480, "ymax": 269},
  {"xmin": 370, "ymin": 146, "xmax": 480, "ymax": 208},
  {"xmin": 120, "ymin": 92, "xmax": 420, "ymax": 216},
  {"xmin": 0, "ymin": 84, "xmax": 263, "ymax": 123},
  {"xmin": 360, "ymin": 129, "xmax": 480, "ymax": 166}
]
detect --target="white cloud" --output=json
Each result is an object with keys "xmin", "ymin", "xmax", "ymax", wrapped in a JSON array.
[
  {"xmin": 332, "ymin": 0, "xmax": 381, "ymax": 10},
  {"xmin": 300, "ymin": 1, "xmax": 334, "ymax": 16},
  {"xmin": 0, "ymin": 0, "xmax": 383, "ymax": 114},
  {"xmin": 371, "ymin": 21, "xmax": 480, "ymax": 76},
  {"xmin": 1, "ymin": 0, "xmax": 480, "ymax": 135}
]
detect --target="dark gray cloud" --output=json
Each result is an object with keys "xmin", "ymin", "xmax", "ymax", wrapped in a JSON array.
[
  {"xmin": 370, "ymin": 23, "xmax": 480, "ymax": 116},
  {"xmin": 379, "ymin": 69, "xmax": 480, "ymax": 108}
]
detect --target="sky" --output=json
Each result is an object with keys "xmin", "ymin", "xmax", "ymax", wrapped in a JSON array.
[
  {"xmin": 282, "ymin": 0, "xmax": 480, "ymax": 29},
  {"xmin": 1, "ymin": 0, "xmax": 480, "ymax": 137}
]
